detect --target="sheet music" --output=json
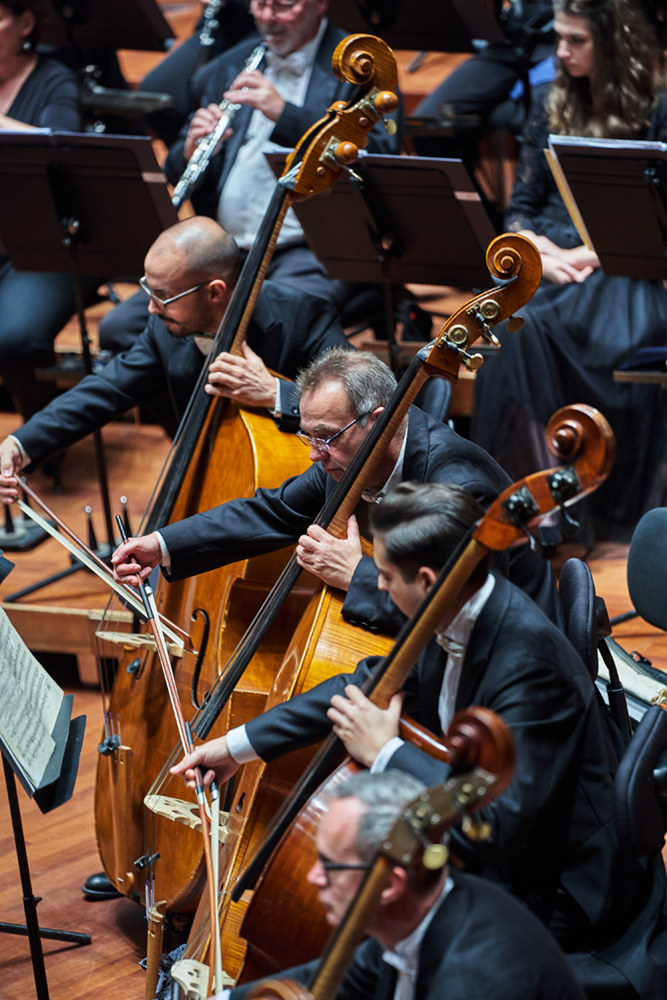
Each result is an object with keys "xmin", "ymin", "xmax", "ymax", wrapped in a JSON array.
[{"xmin": 0, "ymin": 608, "xmax": 63, "ymax": 787}]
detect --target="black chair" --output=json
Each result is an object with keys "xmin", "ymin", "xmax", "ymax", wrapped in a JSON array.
[
  {"xmin": 627, "ymin": 507, "xmax": 667, "ymax": 633},
  {"xmin": 566, "ymin": 705, "xmax": 667, "ymax": 999},
  {"xmin": 558, "ymin": 558, "xmax": 632, "ymax": 745}
]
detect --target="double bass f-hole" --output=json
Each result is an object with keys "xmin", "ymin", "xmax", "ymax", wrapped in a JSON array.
[{"xmin": 190, "ymin": 608, "xmax": 211, "ymax": 710}]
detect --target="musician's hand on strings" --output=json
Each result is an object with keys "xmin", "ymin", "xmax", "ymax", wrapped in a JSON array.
[
  {"xmin": 328, "ymin": 686, "xmax": 404, "ymax": 767},
  {"xmin": 184, "ymin": 104, "xmax": 232, "ymax": 161},
  {"xmin": 171, "ymin": 736, "xmax": 240, "ymax": 789},
  {"xmin": 224, "ymin": 70, "xmax": 285, "ymax": 123},
  {"xmin": 296, "ymin": 516, "xmax": 363, "ymax": 590},
  {"xmin": 111, "ymin": 533, "xmax": 162, "ymax": 586},
  {"xmin": 206, "ymin": 340, "xmax": 277, "ymax": 408},
  {"xmin": 0, "ymin": 437, "xmax": 26, "ymax": 504}
]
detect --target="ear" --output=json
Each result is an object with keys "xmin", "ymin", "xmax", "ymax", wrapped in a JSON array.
[
  {"xmin": 19, "ymin": 10, "xmax": 35, "ymax": 37},
  {"xmin": 415, "ymin": 565, "xmax": 438, "ymax": 594},
  {"xmin": 208, "ymin": 278, "xmax": 228, "ymax": 304},
  {"xmin": 367, "ymin": 406, "xmax": 384, "ymax": 425},
  {"xmin": 379, "ymin": 866, "xmax": 408, "ymax": 907}
]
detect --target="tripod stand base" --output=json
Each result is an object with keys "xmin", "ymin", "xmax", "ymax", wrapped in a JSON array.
[
  {"xmin": 0, "ymin": 518, "xmax": 53, "ymax": 552},
  {"xmin": 0, "ymin": 921, "xmax": 91, "ymax": 945}
]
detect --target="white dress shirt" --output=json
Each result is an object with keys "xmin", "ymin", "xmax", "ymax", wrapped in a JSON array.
[
  {"xmin": 381, "ymin": 876, "xmax": 453, "ymax": 1000},
  {"xmin": 217, "ymin": 19, "xmax": 327, "ymax": 249},
  {"xmin": 370, "ymin": 574, "xmax": 496, "ymax": 774}
]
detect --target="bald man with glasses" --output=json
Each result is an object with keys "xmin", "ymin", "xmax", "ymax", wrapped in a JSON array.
[{"xmin": 0, "ymin": 216, "xmax": 350, "ymax": 502}]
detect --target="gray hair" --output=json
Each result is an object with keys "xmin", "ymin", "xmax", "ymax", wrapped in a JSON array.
[
  {"xmin": 294, "ymin": 349, "xmax": 397, "ymax": 426},
  {"xmin": 328, "ymin": 770, "xmax": 426, "ymax": 861}
]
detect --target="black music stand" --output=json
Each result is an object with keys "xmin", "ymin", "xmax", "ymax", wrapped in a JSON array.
[
  {"xmin": 41, "ymin": 0, "xmax": 174, "ymax": 52},
  {"xmin": 0, "ymin": 606, "xmax": 89, "ymax": 1000},
  {"xmin": 0, "ymin": 131, "xmax": 177, "ymax": 578},
  {"xmin": 266, "ymin": 152, "xmax": 497, "ymax": 368},
  {"xmin": 548, "ymin": 135, "xmax": 667, "ymax": 280},
  {"xmin": 327, "ymin": 0, "xmax": 505, "ymax": 52}
]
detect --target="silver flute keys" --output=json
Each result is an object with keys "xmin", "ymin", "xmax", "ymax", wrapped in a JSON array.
[{"xmin": 171, "ymin": 43, "xmax": 266, "ymax": 209}]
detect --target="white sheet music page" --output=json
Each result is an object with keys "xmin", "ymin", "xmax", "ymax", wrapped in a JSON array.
[{"xmin": 0, "ymin": 607, "xmax": 63, "ymax": 787}]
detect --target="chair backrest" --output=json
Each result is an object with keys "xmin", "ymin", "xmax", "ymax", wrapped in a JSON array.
[
  {"xmin": 558, "ymin": 557, "xmax": 598, "ymax": 680},
  {"xmin": 627, "ymin": 507, "xmax": 667, "ymax": 632},
  {"xmin": 614, "ymin": 704, "xmax": 667, "ymax": 857}
]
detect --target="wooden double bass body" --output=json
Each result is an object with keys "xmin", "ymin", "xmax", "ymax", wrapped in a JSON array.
[{"xmin": 95, "ymin": 403, "xmax": 313, "ymax": 911}]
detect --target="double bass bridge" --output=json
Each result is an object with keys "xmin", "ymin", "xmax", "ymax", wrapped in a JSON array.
[{"xmin": 144, "ymin": 793, "xmax": 229, "ymax": 841}]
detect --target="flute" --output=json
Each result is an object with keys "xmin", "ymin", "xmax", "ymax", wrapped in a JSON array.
[{"xmin": 171, "ymin": 43, "xmax": 266, "ymax": 209}]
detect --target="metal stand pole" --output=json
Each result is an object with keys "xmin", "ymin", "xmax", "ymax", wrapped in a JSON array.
[{"xmin": 1, "ymin": 754, "xmax": 92, "ymax": 1000}]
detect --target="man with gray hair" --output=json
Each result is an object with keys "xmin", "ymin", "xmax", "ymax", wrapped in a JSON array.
[
  {"xmin": 113, "ymin": 347, "xmax": 560, "ymax": 630},
  {"xmin": 218, "ymin": 770, "xmax": 586, "ymax": 1000}
]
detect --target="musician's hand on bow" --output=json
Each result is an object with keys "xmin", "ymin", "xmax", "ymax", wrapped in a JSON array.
[
  {"xmin": 111, "ymin": 533, "xmax": 162, "ymax": 586},
  {"xmin": 328, "ymin": 685, "xmax": 404, "ymax": 767},
  {"xmin": 296, "ymin": 516, "xmax": 363, "ymax": 590},
  {"xmin": 224, "ymin": 70, "xmax": 285, "ymax": 123},
  {"xmin": 171, "ymin": 736, "xmax": 240, "ymax": 789},
  {"xmin": 0, "ymin": 437, "xmax": 27, "ymax": 505},
  {"xmin": 205, "ymin": 340, "xmax": 277, "ymax": 408},
  {"xmin": 184, "ymin": 104, "xmax": 232, "ymax": 161}
]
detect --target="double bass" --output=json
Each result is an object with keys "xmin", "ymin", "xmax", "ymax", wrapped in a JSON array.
[{"xmin": 93, "ymin": 33, "xmax": 402, "ymax": 919}]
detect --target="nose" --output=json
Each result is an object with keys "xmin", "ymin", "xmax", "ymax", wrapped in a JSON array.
[
  {"xmin": 307, "ymin": 859, "xmax": 328, "ymax": 887},
  {"xmin": 557, "ymin": 38, "xmax": 570, "ymax": 60}
]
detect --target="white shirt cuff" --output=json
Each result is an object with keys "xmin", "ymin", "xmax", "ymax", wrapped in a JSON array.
[
  {"xmin": 370, "ymin": 736, "xmax": 406, "ymax": 773},
  {"xmin": 155, "ymin": 530, "xmax": 171, "ymax": 572},
  {"xmin": 270, "ymin": 377, "xmax": 282, "ymax": 419},
  {"xmin": 213, "ymin": 990, "xmax": 231, "ymax": 1000},
  {"xmin": 8, "ymin": 434, "xmax": 26, "ymax": 464},
  {"xmin": 227, "ymin": 724, "xmax": 259, "ymax": 764}
]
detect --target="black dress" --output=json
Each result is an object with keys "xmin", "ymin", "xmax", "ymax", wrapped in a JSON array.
[
  {"xmin": 471, "ymin": 85, "xmax": 667, "ymax": 533},
  {"xmin": 0, "ymin": 56, "xmax": 86, "ymax": 419}
]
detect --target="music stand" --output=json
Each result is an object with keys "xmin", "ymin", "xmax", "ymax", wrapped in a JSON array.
[
  {"xmin": 0, "ymin": 603, "xmax": 89, "ymax": 1000},
  {"xmin": 547, "ymin": 134, "xmax": 667, "ymax": 280},
  {"xmin": 0, "ymin": 131, "xmax": 177, "ymax": 576},
  {"xmin": 266, "ymin": 152, "xmax": 496, "ymax": 368},
  {"xmin": 327, "ymin": 0, "xmax": 505, "ymax": 52},
  {"xmin": 41, "ymin": 0, "xmax": 174, "ymax": 52}
]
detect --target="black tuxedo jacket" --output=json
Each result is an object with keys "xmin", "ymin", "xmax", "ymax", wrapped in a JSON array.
[
  {"xmin": 15, "ymin": 280, "xmax": 347, "ymax": 468},
  {"xmin": 231, "ymin": 871, "xmax": 586, "ymax": 1000},
  {"xmin": 159, "ymin": 405, "xmax": 561, "ymax": 627},
  {"xmin": 242, "ymin": 574, "xmax": 663, "ymax": 969},
  {"xmin": 164, "ymin": 24, "xmax": 401, "ymax": 219}
]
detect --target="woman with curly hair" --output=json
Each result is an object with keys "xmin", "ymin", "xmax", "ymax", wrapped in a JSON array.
[{"xmin": 472, "ymin": 0, "xmax": 667, "ymax": 536}]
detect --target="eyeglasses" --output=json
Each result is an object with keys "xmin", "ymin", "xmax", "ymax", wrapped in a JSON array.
[
  {"xmin": 317, "ymin": 855, "xmax": 370, "ymax": 885},
  {"xmin": 250, "ymin": 0, "xmax": 299, "ymax": 11},
  {"xmin": 139, "ymin": 275, "xmax": 210, "ymax": 309},
  {"xmin": 296, "ymin": 412, "xmax": 371, "ymax": 455}
]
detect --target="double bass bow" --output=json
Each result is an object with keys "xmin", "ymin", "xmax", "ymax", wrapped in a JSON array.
[
  {"xmin": 245, "ymin": 706, "xmax": 516, "ymax": 1000},
  {"xmin": 178, "ymin": 403, "xmax": 613, "ymax": 991}
]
